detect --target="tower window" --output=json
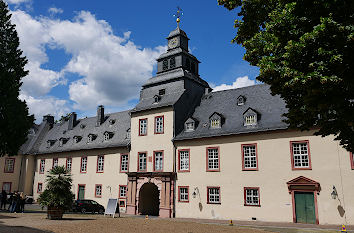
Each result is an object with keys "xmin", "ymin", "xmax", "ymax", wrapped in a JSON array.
[
  {"xmin": 186, "ymin": 58, "xmax": 190, "ymax": 70},
  {"xmin": 163, "ymin": 59, "xmax": 168, "ymax": 71},
  {"xmin": 191, "ymin": 62, "xmax": 195, "ymax": 74},
  {"xmin": 169, "ymin": 57, "xmax": 176, "ymax": 69}
]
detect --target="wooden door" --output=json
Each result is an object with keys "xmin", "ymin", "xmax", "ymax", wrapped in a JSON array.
[
  {"xmin": 294, "ymin": 192, "xmax": 316, "ymax": 224},
  {"xmin": 78, "ymin": 185, "xmax": 85, "ymax": 200}
]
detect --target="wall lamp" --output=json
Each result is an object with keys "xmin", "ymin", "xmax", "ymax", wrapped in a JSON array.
[
  {"xmin": 192, "ymin": 187, "xmax": 199, "ymax": 198},
  {"xmin": 331, "ymin": 185, "xmax": 338, "ymax": 200}
]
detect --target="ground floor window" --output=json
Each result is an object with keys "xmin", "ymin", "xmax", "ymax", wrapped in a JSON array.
[
  {"xmin": 37, "ymin": 183, "xmax": 43, "ymax": 193},
  {"xmin": 207, "ymin": 187, "xmax": 220, "ymax": 204},
  {"xmin": 119, "ymin": 185, "xmax": 127, "ymax": 198},
  {"xmin": 119, "ymin": 199, "xmax": 126, "ymax": 207},
  {"xmin": 95, "ymin": 184, "xmax": 102, "ymax": 197},
  {"xmin": 178, "ymin": 186, "xmax": 189, "ymax": 202},
  {"xmin": 2, "ymin": 182, "xmax": 11, "ymax": 193},
  {"xmin": 244, "ymin": 187, "xmax": 260, "ymax": 206}
]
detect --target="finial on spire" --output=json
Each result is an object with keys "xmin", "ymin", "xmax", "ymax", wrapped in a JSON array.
[{"xmin": 173, "ymin": 6, "xmax": 183, "ymax": 28}]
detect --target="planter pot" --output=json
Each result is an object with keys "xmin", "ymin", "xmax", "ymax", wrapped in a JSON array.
[{"xmin": 47, "ymin": 206, "xmax": 64, "ymax": 220}]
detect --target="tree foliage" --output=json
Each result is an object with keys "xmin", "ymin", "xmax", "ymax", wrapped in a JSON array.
[
  {"xmin": 38, "ymin": 166, "xmax": 74, "ymax": 210},
  {"xmin": 0, "ymin": 0, "xmax": 34, "ymax": 156},
  {"xmin": 218, "ymin": 0, "xmax": 354, "ymax": 152}
]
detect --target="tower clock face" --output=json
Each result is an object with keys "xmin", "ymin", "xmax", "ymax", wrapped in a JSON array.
[{"xmin": 168, "ymin": 37, "xmax": 178, "ymax": 49}]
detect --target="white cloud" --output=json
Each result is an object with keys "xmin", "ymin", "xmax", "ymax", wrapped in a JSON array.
[
  {"xmin": 211, "ymin": 76, "xmax": 257, "ymax": 92},
  {"xmin": 10, "ymin": 9, "xmax": 165, "ymax": 121},
  {"xmin": 48, "ymin": 7, "xmax": 63, "ymax": 15},
  {"xmin": 6, "ymin": 0, "xmax": 30, "ymax": 4}
]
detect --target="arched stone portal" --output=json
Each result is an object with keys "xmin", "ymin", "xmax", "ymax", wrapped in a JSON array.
[{"xmin": 138, "ymin": 182, "xmax": 160, "ymax": 216}]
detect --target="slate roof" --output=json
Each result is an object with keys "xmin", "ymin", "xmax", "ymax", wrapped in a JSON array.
[
  {"xmin": 167, "ymin": 27, "xmax": 188, "ymax": 39},
  {"xmin": 174, "ymin": 84, "xmax": 289, "ymax": 140},
  {"xmin": 35, "ymin": 110, "xmax": 131, "ymax": 154}
]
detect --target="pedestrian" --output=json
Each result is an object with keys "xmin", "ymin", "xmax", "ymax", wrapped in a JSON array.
[
  {"xmin": 0, "ymin": 190, "xmax": 6, "ymax": 210},
  {"xmin": 7, "ymin": 193, "xmax": 13, "ymax": 211},
  {"xmin": 10, "ymin": 191, "xmax": 18, "ymax": 213},
  {"xmin": 19, "ymin": 192, "xmax": 25, "ymax": 213}
]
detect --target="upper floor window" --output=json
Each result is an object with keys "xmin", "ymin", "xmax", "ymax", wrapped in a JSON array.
[
  {"xmin": 244, "ymin": 187, "xmax": 260, "ymax": 206},
  {"xmin": 95, "ymin": 184, "xmax": 102, "ymax": 197},
  {"xmin": 210, "ymin": 119, "xmax": 220, "ymax": 128},
  {"xmin": 245, "ymin": 115, "xmax": 257, "ymax": 125},
  {"xmin": 178, "ymin": 149, "xmax": 190, "ymax": 172},
  {"xmin": 39, "ymin": 159, "xmax": 45, "ymax": 174},
  {"xmin": 169, "ymin": 57, "xmax": 176, "ymax": 69},
  {"xmin": 139, "ymin": 119, "xmax": 147, "ymax": 136},
  {"xmin": 237, "ymin": 95, "xmax": 246, "ymax": 106},
  {"xmin": 207, "ymin": 147, "xmax": 220, "ymax": 171},
  {"xmin": 66, "ymin": 158, "xmax": 72, "ymax": 172},
  {"xmin": 242, "ymin": 144, "xmax": 258, "ymax": 170},
  {"xmin": 103, "ymin": 132, "xmax": 113, "ymax": 141},
  {"xmin": 2, "ymin": 182, "xmax": 11, "ymax": 193},
  {"xmin": 80, "ymin": 157, "xmax": 87, "ymax": 173},
  {"xmin": 207, "ymin": 187, "xmax": 220, "ymax": 204},
  {"xmin": 37, "ymin": 183, "xmax": 43, "ymax": 193},
  {"xmin": 178, "ymin": 186, "xmax": 189, "ymax": 202},
  {"xmin": 119, "ymin": 185, "xmax": 127, "ymax": 198},
  {"xmin": 350, "ymin": 152, "xmax": 354, "ymax": 170},
  {"xmin": 59, "ymin": 138, "xmax": 68, "ymax": 147},
  {"xmin": 88, "ymin": 134, "xmax": 97, "ymax": 143},
  {"xmin": 159, "ymin": 89, "xmax": 165, "ymax": 96},
  {"xmin": 4, "ymin": 158, "xmax": 15, "ymax": 173},
  {"xmin": 97, "ymin": 155, "xmax": 104, "ymax": 173},
  {"xmin": 291, "ymin": 141, "xmax": 311, "ymax": 170},
  {"xmin": 126, "ymin": 128, "xmax": 131, "ymax": 139},
  {"xmin": 243, "ymin": 108, "xmax": 258, "ymax": 126},
  {"xmin": 209, "ymin": 112, "xmax": 223, "ymax": 129},
  {"xmin": 52, "ymin": 158, "xmax": 58, "ymax": 168},
  {"xmin": 162, "ymin": 59, "xmax": 168, "ymax": 70},
  {"xmin": 155, "ymin": 116, "xmax": 164, "ymax": 134},
  {"xmin": 154, "ymin": 151, "xmax": 163, "ymax": 171},
  {"xmin": 120, "ymin": 154, "xmax": 129, "ymax": 173},
  {"xmin": 73, "ymin": 136, "xmax": 82, "ymax": 143},
  {"xmin": 47, "ymin": 140, "xmax": 55, "ymax": 148},
  {"xmin": 153, "ymin": 95, "xmax": 161, "ymax": 103},
  {"xmin": 138, "ymin": 152, "xmax": 147, "ymax": 172},
  {"xmin": 185, "ymin": 122, "xmax": 194, "ymax": 131}
]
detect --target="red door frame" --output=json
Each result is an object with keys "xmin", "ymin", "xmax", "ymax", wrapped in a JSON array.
[{"xmin": 291, "ymin": 190, "xmax": 319, "ymax": 224}]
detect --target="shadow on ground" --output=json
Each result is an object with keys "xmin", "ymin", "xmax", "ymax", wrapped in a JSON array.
[{"xmin": 0, "ymin": 223, "xmax": 52, "ymax": 233}]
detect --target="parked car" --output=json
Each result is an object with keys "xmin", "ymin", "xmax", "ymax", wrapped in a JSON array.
[
  {"xmin": 25, "ymin": 196, "xmax": 34, "ymax": 204},
  {"xmin": 72, "ymin": 200, "xmax": 105, "ymax": 214}
]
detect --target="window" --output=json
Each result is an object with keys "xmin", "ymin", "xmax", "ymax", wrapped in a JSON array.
[
  {"xmin": 163, "ymin": 59, "xmax": 168, "ymax": 70},
  {"xmin": 119, "ymin": 199, "xmax": 126, "ymax": 207},
  {"xmin": 74, "ymin": 136, "xmax": 81, "ymax": 143},
  {"xmin": 191, "ymin": 62, "xmax": 195, "ymax": 74},
  {"xmin": 245, "ymin": 115, "xmax": 257, "ymax": 125},
  {"xmin": 66, "ymin": 158, "xmax": 72, "ymax": 172},
  {"xmin": 154, "ymin": 116, "xmax": 164, "ymax": 134},
  {"xmin": 37, "ymin": 183, "xmax": 43, "ymax": 193},
  {"xmin": 169, "ymin": 57, "xmax": 176, "ymax": 69},
  {"xmin": 4, "ymin": 158, "xmax": 15, "ymax": 173},
  {"xmin": 95, "ymin": 184, "xmax": 102, "ymax": 197},
  {"xmin": 104, "ymin": 132, "xmax": 112, "ymax": 141},
  {"xmin": 97, "ymin": 155, "xmax": 104, "ymax": 173},
  {"xmin": 207, "ymin": 147, "xmax": 220, "ymax": 171},
  {"xmin": 291, "ymin": 141, "xmax": 311, "ymax": 170},
  {"xmin": 186, "ymin": 58, "xmax": 191, "ymax": 70},
  {"xmin": 120, "ymin": 154, "xmax": 129, "ymax": 173},
  {"xmin": 159, "ymin": 89, "xmax": 165, "ymax": 96},
  {"xmin": 154, "ymin": 151, "xmax": 163, "ymax": 171},
  {"xmin": 185, "ymin": 122, "xmax": 194, "ymax": 131},
  {"xmin": 207, "ymin": 187, "xmax": 220, "ymax": 204},
  {"xmin": 244, "ymin": 187, "xmax": 260, "ymax": 206},
  {"xmin": 52, "ymin": 158, "xmax": 58, "ymax": 168},
  {"xmin": 178, "ymin": 186, "xmax": 189, "ymax": 202},
  {"xmin": 88, "ymin": 134, "xmax": 95, "ymax": 143},
  {"xmin": 350, "ymin": 152, "xmax": 354, "ymax": 170},
  {"xmin": 139, "ymin": 119, "xmax": 147, "ymax": 136},
  {"xmin": 126, "ymin": 128, "xmax": 131, "ymax": 139},
  {"xmin": 80, "ymin": 157, "xmax": 87, "ymax": 173},
  {"xmin": 242, "ymin": 144, "xmax": 258, "ymax": 170},
  {"xmin": 237, "ymin": 96, "xmax": 246, "ymax": 106},
  {"xmin": 178, "ymin": 149, "xmax": 190, "ymax": 172},
  {"xmin": 153, "ymin": 95, "xmax": 160, "ymax": 103},
  {"xmin": 39, "ymin": 159, "xmax": 45, "ymax": 174},
  {"xmin": 2, "ymin": 182, "xmax": 11, "ymax": 193},
  {"xmin": 119, "ymin": 185, "xmax": 127, "ymax": 198},
  {"xmin": 138, "ymin": 152, "xmax": 147, "ymax": 172},
  {"xmin": 210, "ymin": 119, "xmax": 220, "ymax": 128},
  {"xmin": 59, "ymin": 139, "xmax": 63, "ymax": 147}
]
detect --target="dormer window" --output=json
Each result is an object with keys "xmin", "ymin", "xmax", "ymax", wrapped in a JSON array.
[
  {"xmin": 109, "ymin": 119, "xmax": 116, "ymax": 125},
  {"xmin": 47, "ymin": 140, "xmax": 55, "ymax": 148},
  {"xmin": 186, "ymin": 122, "xmax": 194, "ymax": 131},
  {"xmin": 88, "ymin": 134, "xmax": 97, "ymax": 143},
  {"xmin": 126, "ymin": 128, "xmax": 131, "ymax": 139},
  {"xmin": 185, "ymin": 117, "xmax": 197, "ymax": 132},
  {"xmin": 73, "ymin": 136, "xmax": 82, "ymax": 143},
  {"xmin": 163, "ymin": 59, "xmax": 168, "ymax": 71},
  {"xmin": 210, "ymin": 119, "xmax": 220, "ymax": 128},
  {"xmin": 153, "ymin": 95, "xmax": 161, "ymax": 103},
  {"xmin": 59, "ymin": 138, "xmax": 68, "ymax": 147},
  {"xmin": 209, "ymin": 112, "xmax": 223, "ymax": 129},
  {"xmin": 243, "ymin": 108, "xmax": 258, "ymax": 126},
  {"xmin": 159, "ymin": 89, "xmax": 165, "ymax": 96},
  {"xmin": 237, "ymin": 95, "xmax": 246, "ymax": 106},
  {"xmin": 104, "ymin": 132, "xmax": 113, "ymax": 141},
  {"xmin": 169, "ymin": 57, "xmax": 176, "ymax": 69}
]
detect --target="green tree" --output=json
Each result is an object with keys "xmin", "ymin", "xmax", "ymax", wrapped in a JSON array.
[
  {"xmin": 218, "ymin": 0, "xmax": 354, "ymax": 152},
  {"xmin": 0, "ymin": 0, "xmax": 34, "ymax": 156}
]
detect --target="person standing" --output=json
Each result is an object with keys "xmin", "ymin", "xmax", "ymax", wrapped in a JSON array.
[
  {"xmin": 0, "ymin": 190, "xmax": 6, "ymax": 210},
  {"xmin": 7, "ymin": 193, "xmax": 13, "ymax": 211},
  {"xmin": 19, "ymin": 192, "xmax": 25, "ymax": 213},
  {"xmin": 10, "ymin": 192, "xmax": 18, "ymax": 213}
]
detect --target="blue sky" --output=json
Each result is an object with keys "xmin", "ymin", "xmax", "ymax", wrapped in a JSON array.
[{"xmin": 6, "ymin": 0, "xmax": 259, "ymax": 122}]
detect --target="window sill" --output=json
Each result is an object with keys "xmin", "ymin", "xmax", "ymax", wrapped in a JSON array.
[
  {"xmin": 207, "ymin": 202, "xmax": 221, "ymax": 205},
  {"xmin": 244, "ymin": 204, "xmax": 261, "ymax": 207}
]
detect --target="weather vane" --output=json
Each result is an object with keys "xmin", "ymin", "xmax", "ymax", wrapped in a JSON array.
[{"xmin": 173, "ymin": 6, "xmax": 183, "ymax": 28}]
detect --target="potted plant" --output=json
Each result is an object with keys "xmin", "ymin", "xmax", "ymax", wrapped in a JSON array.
[{"xmin": 38, "ymin": 166, "xmax": 74, "ymax": 220}]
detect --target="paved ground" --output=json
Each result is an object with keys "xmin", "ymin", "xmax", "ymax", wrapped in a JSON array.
[{"xmin": 0, "ymin": 211, "xmax": 352, "ymax": 233}]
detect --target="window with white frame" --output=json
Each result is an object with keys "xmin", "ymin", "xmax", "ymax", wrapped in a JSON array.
[
  {"xmin": 103, "ymin": 132, "xmax": 110, "ymax": 141},
  {"xmin": 66, "ymin": 158, "xmax": 72, "ymax": 172},
  {"xmin": 210, "ymin": 119, "xmax": 220, "ymax": 128},
  {"xmin": 207, "ymin": 148, "xmax": 219, "ymax": 171},
  {"xmin": 37, "ymin": 183, "xmax": 43, "ymax": 193},
  {"xmin": 95, "ymin": 185, "xmax": 102, "ymax": 197},
  {"xmin": 155, "ymin": 116, "xmax": 164, "ymax": 134},
  {"xmin": 243, "ymin": 145, "xmax": 257, "ymax": 169},
  {"xmin": 245, "ymin": 188, "xmax": 260, "ymax": 206},
  {"xmin": 59, "ymin": 139, "xmax": 63, "ymax": 147},
  {"xmin": 185, "ymin": 122, "xmax": 194, "ymax": 131},
  {"xmin": 292, "ymin": 142, "xmax": 310, "ymax": 168},
  {"xmin": 207, "ymin": 187, "xmax": 220, "ymax": 204},
  {"xmin": 138, "ymin": 153, "xmax": 147, "ymax": 171},
  {"xmin": 119, "ymin": 186, "xmax": 127, "ymax": 198},
  {"xmin": 88, "ymin": 134, "xmax": 93, "ymax": 143},
  {"xmin": 139, "ymin": 119, "xmax": 147, "ymax": 135},
  {"xmin": 74, "ymin": 136, "xmax": 81, "ymax": 143},
  {"xmin": 40, "ymin": 159, "xmax": 45, "ymax": 173},
  {"xmin": 97, "ymin": 155, "xmax": 104, "ymax": 172},
  {"xmin": 2, "ymin": 182, "xmax": 11, "ymax": 193},
  {"xmin": 52, "ymin": 158, "xmax": 58, "ymax": 168},
  {"xmin": 126, "ymin": 129, "xmax": 131, "ymax": 139},
  {"xmin": 179, "ymin": 150, "xmax": 189, "ymax": 171},
  {"xmin": 179, "ymin": 187, "xmax": 189, "ymax": 202},
  {"xmin": 4, "ymin": 158, "xmax": 15, "ymax": 173},
  {"xmin": 120, "ymin": 154, "xmax": 129, "ymax": 172},
  {"xmin": 245, "ymin": 115, "xmax": 257, "ymax": 125},
  {"xmin": 81, "ymin": 157, "xmax": 87, "ymax": 172},
  {"xmin": 154, "ymin": 151, "xmax": 163, "ymax": 171}
]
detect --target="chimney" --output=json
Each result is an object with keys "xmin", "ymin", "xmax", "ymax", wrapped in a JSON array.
[
  {"xmin": 96, "ymin": 105, "xmax": 105, "ymax": 126},
  {"xmin": 43, "ymin": 115, "xmax": 54, "ymax": 125},
  {"xmin": 68, "ymin": 112, "xmax": 77, "ymax": 130},
  {"xmin": 205, "ymin": 88, "xmax": 211, "ymax": 95}
]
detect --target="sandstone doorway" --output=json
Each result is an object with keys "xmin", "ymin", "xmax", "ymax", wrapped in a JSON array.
[{"xmin": 138, "ymin": 182, "xmax": 160, "ymax": 216}]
